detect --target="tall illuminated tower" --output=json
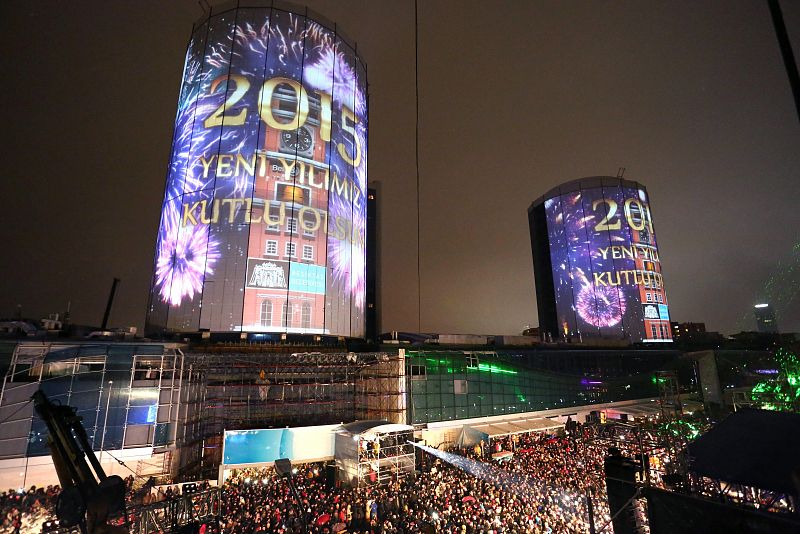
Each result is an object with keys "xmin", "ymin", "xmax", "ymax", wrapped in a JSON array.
[
  {"xmin": 754, "ymin": 303, "xmax": 778, "ymax": 333},
  {"xmin": 146, "ymin": 3, "xmax": 368, "ymax": 338},
  {"xmin": 529, "ymin": 177, "xmax": 672, "ymax": 343}
]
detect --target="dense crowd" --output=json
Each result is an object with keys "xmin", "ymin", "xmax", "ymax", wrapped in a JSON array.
[
  {"xmin": 1, "ymin": 486, "xmax": 59, "ymax": 533},
  {"xmin": 2, "ymin": 476, "xmax": 138, "ymax": 534},
  {"xmin": 10, "ymin": 431, "xmax": 618, "ymax": 533},
  {"xmin": 210, "ymin": 429, "xmax": 612, "ymax": 534}
]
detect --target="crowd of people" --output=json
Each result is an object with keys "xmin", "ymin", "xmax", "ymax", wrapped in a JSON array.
[
  {"xmin": 2, "ymin": 476, "xmax": 138, "ymax": 534},
  {"xmin": 9, "ymin": 430, "xmax": 622, "ymax": 533},
  {"xmin": 1, "ymin": 486, "xmax": 60, "ymax": 533},
  {"xmin": 207, "ymin": 427, "xmax": 613, "ymax": 534}
]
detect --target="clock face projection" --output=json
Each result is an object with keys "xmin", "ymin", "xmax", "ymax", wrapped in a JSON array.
[
  {"xmin": 148, "ymin": 7, "xmax": 367, "ymax": 338},
  {"xmin": 281, "ymin": 127, "xmax": 314, "ymax": 155}
]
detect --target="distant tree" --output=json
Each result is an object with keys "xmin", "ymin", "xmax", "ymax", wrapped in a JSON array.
[{"xmin": 749, "ymin": 348, "xmax": 800, "ymax": 412}]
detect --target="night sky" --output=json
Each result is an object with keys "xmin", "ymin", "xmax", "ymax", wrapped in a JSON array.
[{"xmin": 1, "ymin": 0, "xmax": 799, "ymax": 336}]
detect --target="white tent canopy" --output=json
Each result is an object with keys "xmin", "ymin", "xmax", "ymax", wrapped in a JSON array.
[
  {"xmin": 361, "ymin": 423, "xmax": 414, "ymax": 439},
  {"xmin": 468, "ymin": 416, "xmax": 563, "ymax": 439}
]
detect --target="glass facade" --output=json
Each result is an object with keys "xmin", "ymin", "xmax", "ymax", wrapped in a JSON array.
[
  {"xmin": 0, "ymin": 342, "xmax": 185, "ymax": 460},
  {"xmin": 405, "ymin": 349, "xmax": 690, "ymax": 425}
]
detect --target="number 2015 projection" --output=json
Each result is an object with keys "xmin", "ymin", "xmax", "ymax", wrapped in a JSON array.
[
  {"xmin": 529, "ymin": 177, "xmax": 672, "ymax": 343},
  {"xmin": 146, "ymin": 6, "xmax": 367, "ymax": 337}
]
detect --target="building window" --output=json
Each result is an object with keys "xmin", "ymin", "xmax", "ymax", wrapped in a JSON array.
[
  {"xmin": 301, "ymin": 213, "xmax": 316, "ymax": 237},
  {"xmin": 265, "ymin": 210, "xmax": 281, "ymax": 232},
  {"xmin": 660, "ymin": 324, "xmax": 667, "ymax": 339},
  {"xmin": 657, "ymin": 293, "xmax": 663, "ymax": 303},
  {"xmin": 285, "ymin": 242, "xmax": 296, "ymax": 258},
  {"xmin": 410, "ymin": 365, "xmax": 426, "ymax": 379},
  {"xmin": 302, "ymin": 245, "xmax": 314, "ymax": 261},
  {"xmin": 265, "ymin": 240, "xmax": 278, "ymax": 256},
  {"xmin": 260, "ymin": 300, "xmax": 272, "ymax": 326},
  {"xmin": 454, "ymin": 379, "xmax": 468, "ymax": 394},
  {"xmin": 646, "ymin": 293, "xmax": 652, "ymax": 302},
  {"xmin": 286, "ymin": 217, "xmax": 298, "ymax": 234},
  {"xmin": 301, "ymin": 303, "xmax": 312, "ymax": 329},
  {"xmin": 651, "ymin": 324, "xmax": 659, "ymax": 339}
]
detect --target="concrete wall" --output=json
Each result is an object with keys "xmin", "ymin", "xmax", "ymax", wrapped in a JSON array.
[{"xmin": 0, "ymin": 447, "xmax": 168, "ymax": 490}]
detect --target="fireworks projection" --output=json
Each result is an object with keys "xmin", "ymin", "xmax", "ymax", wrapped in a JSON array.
[
  {"xmin": 147, "ymin": 6, "xmax": 367, "ymax": 336},
  {"xmin": 528, "ymin": 177, "xmax": 671, "ymax": 343}
]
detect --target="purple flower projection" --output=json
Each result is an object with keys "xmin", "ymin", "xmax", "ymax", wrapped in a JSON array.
[
  {"xmin": 304, "ymin": 48, "xmax": 364, "ymax": 113},
  {"xmin": 541, "ymin": 179, "xmax": 671, "ymax": 342},
  {"xmin": 168, "ymin": 96, "xmax": 220, "ymax": 200},
  {"xmin": 156, "ymin": 83, "xmax": 221, "ymax": 305},
  {"xmin": 154, "ymin": 201, "xmax": 221, "ymax": 306},
  {"xmin": 151, "ymin": 8, "xmax": 368, "ymax": 334},
  {"xmin": 328, "ymin": 194, "xmax": 366, "ymax": 309},
  {"xmin": 575, "ymin": 284, "xmax": 626, "ymax": 328}
]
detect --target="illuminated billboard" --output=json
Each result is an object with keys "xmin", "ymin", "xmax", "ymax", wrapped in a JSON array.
[
  {"xmin": 146, "ymin": 6, "xmax": 367, "ymax": 337},
  {"xmin": 222, "ymin": 425, "xmax": 337, "ymax": 466},
  {"xmin": 529, "ymin": 177, "xmax": 672, "ymax": 343}
]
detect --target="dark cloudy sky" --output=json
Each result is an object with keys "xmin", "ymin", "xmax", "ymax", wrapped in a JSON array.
[{"xmin": 1, "ymin": 0, "xmax": 799, "ymax": 336}]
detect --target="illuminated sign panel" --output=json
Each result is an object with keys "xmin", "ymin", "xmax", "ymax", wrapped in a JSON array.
[
  {"xmin": 223, "ymin": 426, "xmax": 337, "ymax": 465},
  {"xmin": 147, "ymin": 7, "xmax": 367, "ymax": 337},
  {"xmin": 534, "ymin": 178, "xmax": 672, "ymax": 343}
]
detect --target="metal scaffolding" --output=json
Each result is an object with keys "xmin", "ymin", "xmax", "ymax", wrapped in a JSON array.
[
  {"xmin": 655, "ymin": 371, "xmax": 682, "ymax": 420},
  {"xmin": 132, "ymin": 487, "xmax": 221, "ymax": 533},
  {"xmin": 335, "ymin": 422, "xmax": 415, "ymax": 487},
  {"xmin": 176, "ymin": 348, "xmax": 407, "ymax": 480},
  {"xmin": 355, "ymin": 352, "xmax": 407, "ymax": 424}
]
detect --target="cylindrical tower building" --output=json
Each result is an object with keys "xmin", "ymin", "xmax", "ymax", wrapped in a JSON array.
[
  {"xmin": 146, "ymin": 2, "xmax": 368, "ymax": 337},
  {"xmin": 528, "ymin": 177, "xmax": 671, "ymax": 343}
]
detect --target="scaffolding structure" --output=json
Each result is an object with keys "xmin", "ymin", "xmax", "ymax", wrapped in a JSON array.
[
  {"xmin": 655, "ymin": 371, "xmax": 682, "ymax": 421},
  {"xmin": 589, "ymin": 420, "xmax": 798, "ymax": 529},
  {"xmin": 588, "ymin": 421, "xmax": 664, "ymax": 485},
  {"xmin": 176, "ymin": 348, "xmax": 407, "ymax": 480},
  {"xmin": 132, "ymin": 487, "xmax": 221, "ymax": 534},
  {"xmin": 355, "ymin": 352, "xmax": 406, "ymax": 423},
  {"xmin": 335, "ymin": 421, "xmax": 415, "ymax": 487}
]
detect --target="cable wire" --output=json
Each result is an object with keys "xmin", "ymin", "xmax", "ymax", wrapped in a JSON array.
[{"xmin": 414, "ymin": 0, "xmax": 422, "ymax": 332}]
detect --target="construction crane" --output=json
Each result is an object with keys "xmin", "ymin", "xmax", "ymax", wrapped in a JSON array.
[{"xmin": 32, "ymin": 390, "xmax": 128, "ymax": 534}]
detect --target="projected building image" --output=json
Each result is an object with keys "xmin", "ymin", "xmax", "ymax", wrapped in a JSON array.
[
  {"xmin": 529, "ymin": 177, "xmax": 672, "ymax": 343},
  {"xmin": 146, "ymin": 5, "xmax": 368, "ymax": 337}
]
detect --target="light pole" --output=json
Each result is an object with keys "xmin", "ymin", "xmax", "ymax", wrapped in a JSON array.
[{"xmin": 100, "ymin": 380, "xmax": 112, "ymax": 465}]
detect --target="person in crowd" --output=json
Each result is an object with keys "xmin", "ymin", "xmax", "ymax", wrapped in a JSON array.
[{"xmin": 24, "ymin": 421, "xmax": 719, "ymax": 533}]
